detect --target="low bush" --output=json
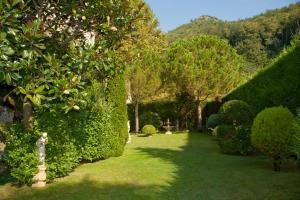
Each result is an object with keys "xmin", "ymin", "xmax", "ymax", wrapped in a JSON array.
[
  {"xmin": 217, "ymin": 100, "xmax": 254, "ymax": 155},
  {"xmin": 4, "ymin": 123, "xmax": 39, "ymax": 184},
  {"xmin": 140, "ymin": 112, "xmax": 161, "ymax": 129},
  {"xmin": 207, "ymin": 114, "xmax": 221, "ymax": 129},
  {"xmin": 142, "ymin": 125, "xmax": 156, "ymax": 136},
  {"xmin": 219, "ymin": 100, "xmax": 254, "ymax": 126},
  {"xmin": 251, "ymin": 106, "xmax": 294, "ymax": 171}
]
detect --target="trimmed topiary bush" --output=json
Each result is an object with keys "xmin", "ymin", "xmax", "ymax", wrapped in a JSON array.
[
  {"xmin": 207, "ymin": 114, "xmax": 221, "ymax": 129},
  {"xmin": 251, "ymin": 106, "xmax": 294, "ymax": 171},
  {"xmin": 219, "ymin": 100, "xmax": 254, "ymax": 125},
  {"xmin": 142, "ymin": 125, "xmax": 156, "ymax": 136},
  {"xmin": 107, "ymin": 74, "xmax": 128, "ymax": 156},
  {"xmin": 216, "ymin": 100, "xmax": 254, "ymax": 155},
  {"xmin": 140, "ymin": 111, "xmax": 161, "ymax": 129}
]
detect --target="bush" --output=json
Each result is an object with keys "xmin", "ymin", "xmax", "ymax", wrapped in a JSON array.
[
  {"xmin": 293, "ymin": 110, "xmax": 300, "ymax": 159},
  {"xmin": 225, "ymin": 32, "xmax": 300, "ymax": 115},
  {"xmin": 251, "ymin": 107, "xmax": 294, "ymax": 171},
  {"xmin": 219, "ymin": 100, "xmax": 254, "ymax": 125},
  {"xmin": 107, "ymin": 74, "xmax": 128, "ymax": 156},
  {"xmin": 140, "ymin": 112, "xmax": 161, "ymax": 129},
  {"xmin": 216, "ymin": 100, "xmax": 254, "ymax": 155},
  {"xmin": 207, "ymin": 114, "xmax": 221, "ymax": 129},
  {"xmin": 142, "ymin": 125, "xmax": 156, "ymax": 136},
  {"xmin": 4, "ymin": 80, "xmax": 128, "ymax": 183},
  {"xmin": 4, "ymin": 123, "xmax": 39, "ymax": 184}
]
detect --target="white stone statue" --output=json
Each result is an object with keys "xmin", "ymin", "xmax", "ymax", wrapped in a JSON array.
[
  {"xmin": 127, "ymin": 120, "xmax": 131, "ymax": 144},
  {"xmin": 36, "ymin": 132, "xmax": 48, "ymax": 166},
  {"xmin": 33, "ymin": 132, "xmax": 48, "ymax": 188}
]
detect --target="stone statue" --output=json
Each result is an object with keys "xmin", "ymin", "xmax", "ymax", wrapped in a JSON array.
[
  {"xmin": 36, "ymin": 132, "xmax": 48, "ymax": 165},
  {"xmin": 127, "ymin": 120, "xmax": 131, "ymax": 144},
  {"xmin": 33, "ymin": 132, "xmax": 48, "ymax": 188}
]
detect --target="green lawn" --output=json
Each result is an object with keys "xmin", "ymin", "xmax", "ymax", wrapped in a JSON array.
[{"xmin": 1, "ymin": 133, "xmax": 300, "ymax": 200}]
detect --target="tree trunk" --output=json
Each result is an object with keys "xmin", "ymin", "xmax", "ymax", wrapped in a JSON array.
[
  {"xmin": 197, "ymin": 101, "xmax": 203, "ymax": 132},
  {"xmin": 23, "ymin": 101, "xmax": 33, "ymax": 130},
  {"xmin": 135, "ymin": 102, "xmax": 139, "ymax": 133}
]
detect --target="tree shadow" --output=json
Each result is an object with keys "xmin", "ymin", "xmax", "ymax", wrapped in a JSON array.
[
  {"xmin": 136, "ymin": 133, "xmax": 300, "ymax": 200},
  {"xmin": 3, "ymin": 133, "xmax": 300, "ymax": 200}
]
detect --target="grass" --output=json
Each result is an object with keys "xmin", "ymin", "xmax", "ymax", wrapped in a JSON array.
[{"xmin": 1, "ymin": 132, "xmax": 300, "ymax": 200}]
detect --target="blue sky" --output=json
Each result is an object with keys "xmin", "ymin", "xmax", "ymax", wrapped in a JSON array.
[{"xmin": 144, "ymin": 0, "xmax": 299, "ymax": 32}]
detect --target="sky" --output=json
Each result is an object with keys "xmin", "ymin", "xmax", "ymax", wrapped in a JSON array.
[{"xmin": 144, "ymin": 0, "xmax": 299, "ymax": 32}]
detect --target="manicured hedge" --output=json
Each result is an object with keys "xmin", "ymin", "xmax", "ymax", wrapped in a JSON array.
[
  {"xmin": 251, "ymin": 107, "xmax": 294, "ymax": 171},
  {"xmin": 225, "ymin": 32, "xmax": 300, "ymax": 115},
  {"xmin": 106, "ymin": 74, "xmax": 128, "ymax": 157},
  {"xmin": 4, "ymin": 77, "xmax": 128, "ymax": 183}
]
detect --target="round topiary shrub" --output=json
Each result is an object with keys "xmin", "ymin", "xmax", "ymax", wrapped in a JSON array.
[
  {"xmin": 140, "ymin": 112, "xmax": 161, "ymax": 129},
  {"xmin": 251, "ymin": 106, "xmax": 294, "ymax": 171},
  {"xmin": 141, "ymin": 125, "xmax": 156, "ymax": 136},
  {"xmin": 207, "ymin": 114, "xmax": 221, "ymax": 129},
  {"xmin": 219, "ymin": 100, "xmax": 254, "ymax": 126},
  {"xmin": 216, "ymin": 100, "xmax": 254, "ymax": 155}
]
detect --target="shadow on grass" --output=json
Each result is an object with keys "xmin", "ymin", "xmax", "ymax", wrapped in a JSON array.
[{"xmin": 4, "ymin": 133, "xmax": 300, "ymax": 200}]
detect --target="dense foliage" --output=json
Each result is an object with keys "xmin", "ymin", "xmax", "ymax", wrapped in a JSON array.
[
  {"xmin": 0, "ymin": 0, "xmax": 147, "ymax": 184},
  {"xmin": 106, "ymin": 75, "xmax": 128, "ymax": 156},
  {"xmin": 141, "ymin": 125, "xmax": 156, "ymax": 136},
  {"xmin": 218, "ymin": 100, "xmax": 254, "ymax": 125},
  {"xmin": 225, "ymin": 31, "xmax": 300, "ymax": 115},
  {"xmin": 167, "ymin": 3, "xmax": 300, "ymax": 71},
  {"xmin": 293, "ymin": 110, "xmax": 300, "ymax": 159},
  {"xmin": 216, "ymin": 100, "xmax": 254, "ymax": 155},
  {"xmin": 4, "ymin": 123, "xmax": 39, "ymax": 184},
  {"xmin": 251, "ymin": 107, "xmax": 294, "ymax": 171},
  {"xmin": 207, "ymin": 114, "xmax": 220, "ymax": 129},
  {"xmin": 140, "ymin": 111, "xmax": 161, "ymax": 130},
  {"xmin": 165, "ymin": 35, "xmax": 244, "ymax": 130}
]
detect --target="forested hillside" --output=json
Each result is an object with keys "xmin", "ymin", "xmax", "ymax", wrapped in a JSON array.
[{"xmin": 167, "ymin": 2, "xmax": 300, "ymax": 71}]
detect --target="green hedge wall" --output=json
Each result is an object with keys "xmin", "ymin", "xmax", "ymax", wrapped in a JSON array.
[
  {"xmin": 106, "ymin": 74, "xmax": 128, "ymax": 156},
  {"xmin": 4, "ymin": 76, "xmax": 128, "ymax": 184},
  {"xmin": 225, "ymin": 32, "xmax": 300, "ymax": 115}
]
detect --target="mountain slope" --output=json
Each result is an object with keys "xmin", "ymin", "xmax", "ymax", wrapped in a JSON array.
[{"xmin": 167, "ymin": 3, "xmax": 300, "ymax": 71}]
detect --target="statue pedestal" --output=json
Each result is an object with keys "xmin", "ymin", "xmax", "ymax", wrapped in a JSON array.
[
  {"xmin": 165, "ymin": 131, "xmax": 172, "ymax": 135},
  {"xmin": 32, "ymin": 165, "xmax": 47, "ymax": 188}
]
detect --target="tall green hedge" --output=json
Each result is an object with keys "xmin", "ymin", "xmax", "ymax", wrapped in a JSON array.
[
  {"xmin": 225, "ymin": 32, "xmax": 300, "ymax": 114},
  {"xmin": 106, "ymin": 74, "xmax": 128, "ymax": 156},
  {"xmin": 4, "ymin": 78, "xmax": 128, "ymax": 183}
]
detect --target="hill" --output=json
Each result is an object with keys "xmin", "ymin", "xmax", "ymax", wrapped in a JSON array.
[{"xmin": 167, "ymin": 3, "xmax": 300, "ymax": 71}]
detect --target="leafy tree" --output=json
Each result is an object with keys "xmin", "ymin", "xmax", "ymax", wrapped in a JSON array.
[
  {"xmin": 123, "ymin": 1, "xmax": 167, "ymax": 133},
  {"xmin": 128, "ymin": 50, "xmax": 163, "ymax": 133},
  {"xmin": 0, "ymin": 0, "xmax": 141, "ymax": 128},
  {"xmin": 166, "ymin": 35, "xmax": 244, "ymax": 131}
]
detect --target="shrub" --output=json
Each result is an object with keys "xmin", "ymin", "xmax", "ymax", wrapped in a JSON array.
[
  {"xmin": 207, "ymin": 114, "xmax": 220, "ymax": 129},
  {"xmin": 217, "ymin": 100, "xmax": 254, "ymax": 155},
  {"xmin": 142, "ymin": 125, "xmax": 156, "ymax": 136},
  {"xmin": 292, "ymin": 110, "xmax": 300, "ymax": 159},
  {"xmin": 107, "ymin": 74, "xmax": 128, "ymax": 156},
  {"xmin": 4, "ymin": 123, "xmax": 39, "ymax": 184},
  {"xmin": 140, "ymin": 112, "xmax": 161, "ymax": 129},
  {"xmin": 251, "ymin": 107, "xmax": 294, "ymax": 171},
  {"xmin": 219, "ymin": 100, "xmax": 254, "ymax": 126}
]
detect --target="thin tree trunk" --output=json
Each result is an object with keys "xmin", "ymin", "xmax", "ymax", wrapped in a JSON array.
[
  {"xmin": 197, "ymin": 101, "xmax": 203, "ymax": 132},
  {"xmin": 135, "ymin": 102, "xmax": 139, "ymax": 133},
  {"xmin": 23, "ymin": 101, "xmax": 33, "ymax": 130}
]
